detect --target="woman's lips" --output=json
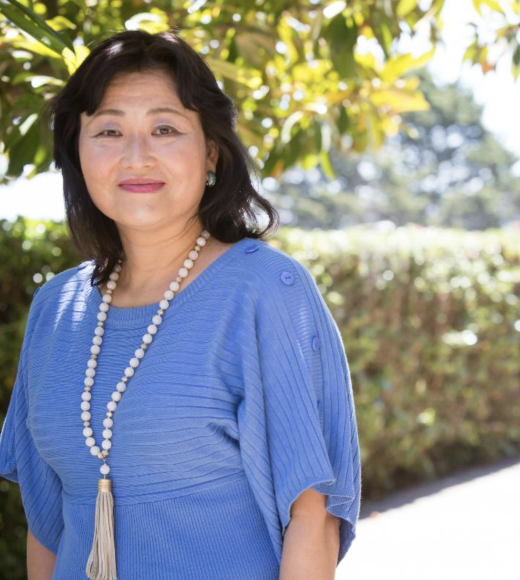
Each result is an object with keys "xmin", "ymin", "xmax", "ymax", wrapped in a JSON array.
[{"xmin": 118, "ymin": 183, "xmax": 165, "ymax": 193}]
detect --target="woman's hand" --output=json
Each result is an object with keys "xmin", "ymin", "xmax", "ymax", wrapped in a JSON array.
[
  {"xmin": 279, "ymin": 488, "xmax": 340, "ymax": 580},
  {"xmin": 27, "ymin": 528, "xmax": 57, "ymax": 580}
]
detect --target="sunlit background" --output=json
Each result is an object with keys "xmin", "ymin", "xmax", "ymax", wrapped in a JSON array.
[{"xmin": 2, "ymin": 0, "xmax": 519, "ymax": 221}]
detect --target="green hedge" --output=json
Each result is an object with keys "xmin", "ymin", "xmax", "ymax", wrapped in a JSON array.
[
  {"xmin": 1, "ymin": 217, "xmax": 519, "ymax": 576},
  {"xmin": 276, "ymin": 225, "xmax": 520, "ymax": 497}
]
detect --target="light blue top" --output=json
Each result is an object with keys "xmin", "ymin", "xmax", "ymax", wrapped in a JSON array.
[{"xmin": 0, "ymin": 236, "xmax": 361, "ymax": 579}]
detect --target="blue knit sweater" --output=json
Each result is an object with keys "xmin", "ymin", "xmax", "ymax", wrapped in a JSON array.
[{"xmin": 0, "ymin": 236, "xmax": 361, "ymax": 579}]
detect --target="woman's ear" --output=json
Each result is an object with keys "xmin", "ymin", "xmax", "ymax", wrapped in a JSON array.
[{"xmin": 206, "ymin": 139, "xmax": 219, "ymax": 171}]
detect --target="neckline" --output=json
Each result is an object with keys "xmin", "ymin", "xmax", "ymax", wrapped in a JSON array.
[{"xmin": 85, "ymin": 237, "xmax": 252, "ymax": 328}]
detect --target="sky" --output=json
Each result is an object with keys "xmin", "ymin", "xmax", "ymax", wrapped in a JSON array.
[{"xmin": 1, "ymin": 0, "xmax": 519, "ymax": 222}]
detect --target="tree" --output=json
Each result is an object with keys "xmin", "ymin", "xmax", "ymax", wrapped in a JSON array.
[
  {"xmin": 0, "ymin": 0, "xmax": 518, "ymax": 183},
  {"xmin": 266, "ymin": 70, "xmax": 520, "ymax": 230}
]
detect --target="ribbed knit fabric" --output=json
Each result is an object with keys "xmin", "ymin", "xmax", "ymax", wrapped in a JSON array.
[{"xmin": 0, "ymin": 236, "xmax": 361, "ymax": 579}]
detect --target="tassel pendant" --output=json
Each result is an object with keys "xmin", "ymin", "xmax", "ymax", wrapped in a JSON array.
[{"xmin": 86, "ymin": 478, "xmax": 118, "ymax": 580}]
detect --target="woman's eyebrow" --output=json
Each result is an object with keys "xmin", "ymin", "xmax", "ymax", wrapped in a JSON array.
[{"xmin": 91, "ymin": 106, "xmax": 187, "ymax": 119}]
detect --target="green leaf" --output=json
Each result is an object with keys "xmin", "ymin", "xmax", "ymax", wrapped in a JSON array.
[
  {"xmin": 513, "ymin": 44, "xmax": 520, "ymax": 67},
  {"xmin": 262, "ymin": 149, "xmax": 280, "ymax": 176},
  {"xmin": 380, "ymin": 48, "xmax": 435, "ymax": 83},
  {"xmin": 2, "ymin": 0, "xmax": 73, "ymax": 51},
  {"xmin": 9, "ymin": 38, "xmax": 64, "ymax": 59},
  {"xmin": 472, "ymin": 0, "xmax": 483, "ymax": 15},
  {"xmin": 45, "ymin": 15, "xmax": 76, "ymax": 32},
  {"xmin": 6, "ymin": 119, "xmax": 41, "ymax": 177},
  {"xmin": 327, "ymin": 14, "xmax": 358, "ymax": 79},
  {"xmin": 282, "ymin": 129, "xmax": 305, "ymax": 168},
  {"xmin": 0, "ymin": 3, "xmax": 68, "ymax": 56},
  {"xmin": 370, "ymin": 88, "xmax": 430, "ymax": 113},
  {"xmin": 479, "ymin": 0, "xmax": 505, "ymax": 14},
  {"xmin": 280, "ymin": 111, "xmax": 304, "ymax": 144},
  {"xmin": 319, "ymin": 150, "xmax": 336, "ymax": 179},
  {"xmin": 397, "ymin": 0, "xmax": 419, "ymax": 18},
  {"xmin": 204, "ymin": 57, "xmax": 262, "ymax": 89},
  {"xmin": 338, "ymin": 106, "xmax": 350, "ymax": 134}
]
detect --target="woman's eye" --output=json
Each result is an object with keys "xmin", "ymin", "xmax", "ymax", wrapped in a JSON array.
[
  {"xmin": 154, "ymin": 126, "xmax": 178, "ymax": 136},
  {"xmin": 97, "ymin": 129, "xmax": 120, "ymax": 137}
]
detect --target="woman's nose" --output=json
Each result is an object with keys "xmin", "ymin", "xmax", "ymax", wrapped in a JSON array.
[{"xmin": 121, "ymin": 135, "xmax": 155, "ymax": 167}]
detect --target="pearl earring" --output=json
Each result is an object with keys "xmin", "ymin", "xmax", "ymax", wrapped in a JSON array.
[{"xmin": 206, "ymin": 171, "xmax": 217, "ymax": 187}]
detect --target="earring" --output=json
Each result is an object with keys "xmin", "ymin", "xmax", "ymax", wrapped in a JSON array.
[{"xmin": 206, "ymin": 171, "xmax": 217, "ymax": 187}]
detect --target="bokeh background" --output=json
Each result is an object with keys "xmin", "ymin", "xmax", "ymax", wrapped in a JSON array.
[{"xmin": 0, "ymin": 0, "xmax": 519, "ymax": 578}]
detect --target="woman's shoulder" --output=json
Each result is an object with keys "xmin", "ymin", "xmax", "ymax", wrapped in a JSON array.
[
  {"xmin": 33, "ymin": 260, "xmax": 93, "ymax": 305},
  {"xmin": 237, "ymin": 237, "xmax": 314, "ymax": 290},
  {"xmin": 233, "ymin": 237, "xmax": 322, "ymax": 324}
]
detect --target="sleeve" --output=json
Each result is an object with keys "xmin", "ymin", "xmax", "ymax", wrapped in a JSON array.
[
  {"xmin": 237, "ymin": 260, "xmax": 361, "ymax": 567},
  {"xmin": 0, "ymin": 286, "xmax": 64, "ymax": 554}
]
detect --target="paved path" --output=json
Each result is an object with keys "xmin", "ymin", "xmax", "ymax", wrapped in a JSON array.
[{"xmin": 338, "ymin": 456, "xmax": 520, "ymax": 579}]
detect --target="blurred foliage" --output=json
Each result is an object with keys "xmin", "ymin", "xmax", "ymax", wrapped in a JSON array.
[
  {"xmin": 0, "ymin": 217, "xmax": 80, "ymax": 580},
  {"xmin": 0, "ymin": 0, "xmax": 518, "ymax": 183},
  {"xmin": 266, "ymin": 70, "xmax": 520, "ymax": 230},
  {"xmin": 465, "ymin": 0, "xmax": 520, "ymax": 78},
  {"xmin": 1, "ymin": 216, "xmax": 520, "ymax": 574},
  {"xmin": 276, "ymin": 225, "xmax": 520, "ymax": 498}
]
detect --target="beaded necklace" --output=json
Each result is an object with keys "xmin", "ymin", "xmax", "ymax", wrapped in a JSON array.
[{"xmin": 83, "ymin": 230, "xmax": 211, "ymax": 580}]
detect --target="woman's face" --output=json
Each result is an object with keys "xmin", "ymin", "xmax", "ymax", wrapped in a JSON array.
[{"xmin": 78, "ymin": 69, "xmax": 218, "ymax": 236}]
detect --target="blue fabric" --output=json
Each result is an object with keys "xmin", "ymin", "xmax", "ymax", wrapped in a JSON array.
[{"xmin": 0, "ymin": 236, "xmax": 361, "ymax": 579}]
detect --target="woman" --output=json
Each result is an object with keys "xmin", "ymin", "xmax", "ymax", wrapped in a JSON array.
[{"xmin": 0, "ymin": 30, "xmax": 361, "ymax": 580}]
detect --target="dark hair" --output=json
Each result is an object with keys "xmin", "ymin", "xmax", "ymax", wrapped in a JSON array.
[{"xmin": 45, "ymin": 29, "xmax": 279, "ymax": 288}]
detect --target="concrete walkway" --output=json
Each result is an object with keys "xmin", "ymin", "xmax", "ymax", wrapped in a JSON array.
[{"xmin": 338, "ymin": 456, "xmax": 520, "ymax": 579}]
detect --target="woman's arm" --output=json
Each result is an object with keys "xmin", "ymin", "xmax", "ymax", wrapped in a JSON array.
[
  {"xmin": 279, "ymin": 488, "xmax": 341, "ymax": 580},
  {"xmin": 27, "ymin": 528, "xmax": 57, "ymax": 580}
]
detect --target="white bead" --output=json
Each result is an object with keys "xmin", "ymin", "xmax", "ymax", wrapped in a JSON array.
[
  {"xmin": 107, "ymin": 401, "xmax": 117, "ymax": 411},
  {"xmin": 103, "ymin": 429, "xmax": 113, "ymax": 439},
  {"xmin": 97, "ymin": 312, "xmax": 107, "ymax": 322},
  {"xmin": 102, "ymin": 439, "xmax": 112, "ymax": 450},
  {"xmin": 99, "ymin": 302, "xmax": 109, "ymax": 312},
  {"xmin": 142, "ymin": 334, "xmax": 153, "ymax": 344},
  {"xmin": 170, "ymin": 281, "xmax": 180, "ymax": 292},
  {"xmin": 147, "ymin": 324, "xmax": 158, "ymax": 335},
  {"xmin": 107, "ymin": 280, "xmax": 116, "ymax": 289},
  {"xmin": 90, "ymin": 445, "xmax": 100, "ymax": 456},
  {"xmin": 102, "ymin": 293, "xmax": 112, "ymax": 303},
  {"xmin": 92, "ymin": 335, "xmax": 103, "ymax": 346},
  {"xmin": 179, "ymin": 267, "xmax": 188, "ymax": 278},
  {"xmin": 189, "ymin": 250, "xmax": 198, "ymax": 260},
  {"xmin": 152, "ymin": 315, "xmax": 162, "ymax": 325},
  {"xmin": 88, "ymin": 356, "xmax": 99, "ymax": 365},
  {"xmin": 130, "ymin": 357, "xmax": 140, "ymax": 368},
  {"xmin": 197, "ymin": 236, "xmax": 207, "ymax": 246},
  {"xmin": 85, "ymin": 437, "xmax": 95, "ymax": 447},
  {"xmin": 116, "ymin": 382, "xmax": 127, "ymax": 392},
  {"xmin": 159, "ymin": 299, "xmax": 169, "ymax": 310},
  {"xmin": 109, "ymin": 272, "xmax": 119, "ymax": 281},
  {"xmin": 201, "ymin": 229, "xmax": 210, "ymax": 238},
  {"xmin": 91, "ymin": 344, "xmax": 100, "ymax": 355},
  {"xmin": 81, "ymin": 401, "xmax": 91, "ymax": 411},
  {"xmin": 100, "ymin": 464, "xmax": 110, "ymax": 475},
  {"xmin": 83, "ymin": 427, "xmax": 93, "ymax": 437},
  {"xmin": 124, "ymin": 366, "xmax": 135, "ymax": 377},
  {"xmin": 164, "ymin": 290, "xmax": 174, "ymax": 300},
  {"xmin": 86, "ymin": 368, "xmax": 96, "ymax": 378},
  {"xmin": 111, "ymin": 391, "xmax": 121, "ymax": 402},
  {"xmin": 184, "ymin": 258, "xmax": 193, "ymax": 269},
  {"xmin": 81, "ymin": 411, "xmax": 91, "ymax": 421},
  {"xmin": 84, "ymin": 377, "xmax": 94, "ymax": 387},
  {"xmin": 82, "ymin": 392, "xmax": 92, "ymax": 401},
  {"xmin": 135, "ymin": 348, "xmax": 145, "ymax": 359},
  {"xmin": 103, "ymin": 418, "xmax": 113, "ymax": 428}
]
